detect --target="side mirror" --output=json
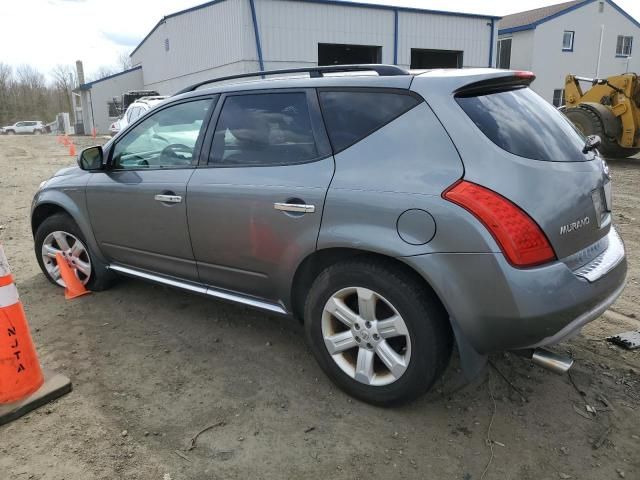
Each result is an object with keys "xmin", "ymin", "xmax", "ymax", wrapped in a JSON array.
[{"xmin": 78, "ymin": 146, "xmax": 104, "ymax": 170}]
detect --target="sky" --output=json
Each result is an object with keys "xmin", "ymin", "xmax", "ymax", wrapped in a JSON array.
[{"xmin": 1, "ymin": 0, "xmax": 639, "ymax": 82}]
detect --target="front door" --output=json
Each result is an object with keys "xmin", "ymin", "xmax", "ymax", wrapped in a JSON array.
[
  {"xmin": 188, "ymin": 90, "xmax": 334, "ymax": 302},
  {"xmin": 86, "ymin": 97, "xmax": 216, "ymax": 281}
]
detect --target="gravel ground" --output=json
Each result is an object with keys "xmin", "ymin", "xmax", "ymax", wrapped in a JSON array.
[{"xmin": 0, "ymin": 135, "xmax": 639, "ymax": 480}]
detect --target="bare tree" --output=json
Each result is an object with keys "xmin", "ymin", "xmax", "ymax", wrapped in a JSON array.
[
  {"xmin": 0, "ymin": 63, "xmax": 76, "ymax": 126},
  {"xmin": 117, "ymin": 51, "xmax": 133, "ymax": 71},
  {"xmin": 50, "ymin": 64, "xmax": 75, "ymax": 114},
  {"xmin": 88, "ymin": 65, "xmax": 117, "ymax": 82}
]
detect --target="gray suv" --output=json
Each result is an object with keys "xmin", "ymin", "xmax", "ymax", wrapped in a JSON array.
[{"xmin": 31, "ymin": 65, "xmax": 627, "ymax": 405}]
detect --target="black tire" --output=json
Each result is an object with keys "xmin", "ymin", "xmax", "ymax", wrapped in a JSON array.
[
  {"xmin": 304, "ymin": 259, "xmax": 452, "ymax": 406},
  {"xmin": 564, "ymin": 105, "xmax": 640, "ymax": 158},
  {"xmin": 6, "ymin": 130, "xmax": 15, "ymax": 135},
  {"xmin": 34, "ymin": 213, "xmax": 115, "ymax": 291}
]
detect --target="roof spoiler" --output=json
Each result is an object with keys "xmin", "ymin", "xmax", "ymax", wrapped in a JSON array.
[
  {"xmin": 454, "ymin": 71, "xmax": 536, "ymax": 96},
  {"xmin": 174, "ymin": 64, "xmax": 410, "ymax": 95}
]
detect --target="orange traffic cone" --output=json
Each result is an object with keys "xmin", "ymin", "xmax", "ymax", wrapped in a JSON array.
[
  {"xmin": 0, "ymin": 244, "xmax": 71, "ymax": 425},
  {"xmin": 55, "ymin": 252, "xmax": 90, "ymax": 299},
  {"xmin": 68, "ymin": 143, "xmax": 76, "ymax": 156},
  {"xmin": 92, "ymin": 127, "xmax": 97, "ymax": 139},
  {"xmin": 62, "ymin": 135, "xmax": 69, "ymax": 146}
]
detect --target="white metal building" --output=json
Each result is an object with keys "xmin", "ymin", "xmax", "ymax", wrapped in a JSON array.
[
  {"xmin": 497, "ymin": 0, "xmax": 640, "ymax": 105},
  {"xmin": 78, "ymin": 0, "xmax": 499, "ymax": 133},
  {"xmin": 77, "ymin": 66, "xmax": 143, "ymax": 135}
]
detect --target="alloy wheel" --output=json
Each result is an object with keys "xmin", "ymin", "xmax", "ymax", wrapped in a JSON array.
[
  {"xmin": 321, "ymin": 287, "xmax": 411, "ymax": 386},
  {"xmin": 41, "ymin": 230, "xmax": 92, "ymax": 287}
]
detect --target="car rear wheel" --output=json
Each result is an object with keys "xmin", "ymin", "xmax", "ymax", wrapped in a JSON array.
[
  {"xmin": 34, "ymin": 213, "xmax": 114, "ymax": 291},
  {"xmin": 34, "ymin": 129, "xmax": 42, "ymax": 135},
  {"xmin": 304, "ymin": 259, "xmax": 452, "ymax": 406}
]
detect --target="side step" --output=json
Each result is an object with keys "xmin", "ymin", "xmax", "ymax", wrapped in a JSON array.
[{"xmin": 108, "ymin": 264, "xmax": 287, "ymax": 315}]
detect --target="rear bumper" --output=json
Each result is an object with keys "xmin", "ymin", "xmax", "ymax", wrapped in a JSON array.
[{"xmin": 402, "ymin": 227, "xmax": 627, "ymax": 353}]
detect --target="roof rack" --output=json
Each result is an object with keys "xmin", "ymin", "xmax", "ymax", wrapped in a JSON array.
[{"xmin": 174, "ymin": 64, "xmax": 410, "ymax": 95}]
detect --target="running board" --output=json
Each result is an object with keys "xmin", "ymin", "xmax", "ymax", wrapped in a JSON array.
[{"xmin": 108, "ymin": 264, "xmax": 287, "ymax": 315}]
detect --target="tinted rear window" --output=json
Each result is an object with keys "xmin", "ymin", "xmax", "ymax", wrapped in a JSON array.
[
  {"xmin": 456, "ymin": 87, "xmax": 589, "ymax": 162},
  {"xmin": 319, "ymin": 90, "xmax": 420, "ymax": 153}
]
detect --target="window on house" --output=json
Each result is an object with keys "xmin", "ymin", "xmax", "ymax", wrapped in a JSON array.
[
  {"xmin": 616, "ymin": 36, "xmax": 633, "ymax": 56},
  {"xmin": 562, "ymin": 31, "xmax": 574, "ymax": 51},
  {"xmin": 553, "ymin": 89, "xmax": 565, "ymax": 107},
  {"xmin": 496, "ymin": 38, "xmax": 511, "ymax": 69}
]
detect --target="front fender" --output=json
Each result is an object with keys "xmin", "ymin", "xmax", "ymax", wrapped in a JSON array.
[{"xmin": 32, "ymin": 187, "xmax": 106, "ymax": 263}]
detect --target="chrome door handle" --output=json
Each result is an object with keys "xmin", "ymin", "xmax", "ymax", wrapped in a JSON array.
[
  {"xmin": 154, "ymin": 194, "xmax": 182, "ymax": 203},
  {"xmin": 274, "ymin": 202, "xmax": 315, "ymax": 213}
]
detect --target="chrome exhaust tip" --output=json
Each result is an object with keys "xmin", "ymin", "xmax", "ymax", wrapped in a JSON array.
[{"xmin": 531, "ymin": 348, "xmax": 574, "ymax": 374}]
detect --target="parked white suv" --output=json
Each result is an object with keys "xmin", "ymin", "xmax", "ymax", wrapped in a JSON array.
[
  {"xmin": 2, "ymin": 121, "xmax": 45, "ymax": 135},
  {"xmin": 110, "ymin": 96, "xmax": 167, "ymax": 136}
]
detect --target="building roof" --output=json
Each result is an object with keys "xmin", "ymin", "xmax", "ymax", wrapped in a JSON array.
[
  {"xmin": 77, "ymin": 66, "xmax": 142, "ymax": 91},
  {"xmin": 130, "ymin": 0, "xmax": 501, "ymax": 57},
  {"xmin": 499, "ymin": 0, "xmax": 640, "ymax": 34}
]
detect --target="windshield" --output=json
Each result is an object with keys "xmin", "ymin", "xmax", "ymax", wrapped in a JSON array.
[{"xmin": 456, "ymin": 87, "xmax": 592, "ymax": 162}]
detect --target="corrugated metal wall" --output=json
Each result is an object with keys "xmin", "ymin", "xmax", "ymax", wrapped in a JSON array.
[
  {"xmin": 256, "ymin": 0, "xmax": 395, "ymax": 67},
  {"xmin": 83, "ymin": 68, "xmax": 144, "ymax": 134},
  {"xmin": 398, "ymin": 11, "xmax": 492, "ymax": 68},
  {"xmin": 129, "ymin": 0, "xmax": 495, "ymax": 93},
  {"xmin": 131, "ymin": 0, "xmax": 255, "ymax": 94}
]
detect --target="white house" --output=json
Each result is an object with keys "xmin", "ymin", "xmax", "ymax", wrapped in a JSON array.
[{"xmin": 498, "ymin": 0, "xmax": 640, "ymax": 106}]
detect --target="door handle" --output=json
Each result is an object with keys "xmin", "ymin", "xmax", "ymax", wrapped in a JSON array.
[
  {"xmin": 155, "ymin": 194, "xmax": 182, "ymax": 203},
  {"xmin": 274, "ymin": 202, "xmax": 315, "ymax": 213}
]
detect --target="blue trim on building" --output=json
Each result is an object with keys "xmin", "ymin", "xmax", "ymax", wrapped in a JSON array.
[
  {"xmin": 393, "ymin": 9, "xmax": 399, "ymax": 65},
  {"xmin": 499, "ymin": 0, "xmax": 640, "ymax": 36},
  {"xmin": 248, "ymin": 0, "xmax": 265, "ymax": 71},
  {"xmin": 78, "ymin": 66, "xmax": 143, "ymax": 90},
  {"xmin": 608, "ymin": 0, "xmax": 640, "ymax": 29},
  {"xmin": 488, "ymin": 19, "xmax": 495, "ymax": 67},
  {"xmin": 498, "ymin": 0, "xmax": 593, "ymax": 35},
  {"xmin": 130, "ymin": 0, "xmax": 500, "ymax": 57}
]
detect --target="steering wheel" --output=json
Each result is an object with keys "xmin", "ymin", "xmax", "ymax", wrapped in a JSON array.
[{"xmin": 160, "ymin": 144, "xmax": 193, "ymax": 159}]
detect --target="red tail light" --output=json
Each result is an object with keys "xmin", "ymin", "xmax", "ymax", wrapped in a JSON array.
[{"xmin": 443, "ymin": 180, "xmax": 555, "ymax": 267}]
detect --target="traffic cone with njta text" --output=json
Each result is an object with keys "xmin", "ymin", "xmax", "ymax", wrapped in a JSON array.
[
  {"xmin": 0, "ymin": 244, "xmax": 72, "ymax": 426},
  {"xmin": 55, "ymin": 252, "xmax": 90, "ymax": 300}
]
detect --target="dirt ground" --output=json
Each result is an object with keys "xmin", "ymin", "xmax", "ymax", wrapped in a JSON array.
[{"xmin": 0, "ymin": 135, "xmax": 639, "ymax": 480}]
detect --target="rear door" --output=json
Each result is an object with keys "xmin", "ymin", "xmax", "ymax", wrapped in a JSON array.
[
  {"xmin": 187, "ymin": 89, "xmax": 333, "ymax": 302},
  {"xmin": 86, "ymin": 97, "xmax": 216, "ymax": 281}
]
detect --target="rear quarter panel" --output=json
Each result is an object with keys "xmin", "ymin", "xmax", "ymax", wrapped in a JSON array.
[
  {"xmin": 318, "ymin": 102, "xmax": 497, "ymax": 256},
  {"xmin": 413, "ymin": 80, "xmax": 610, "ymax": 259}
]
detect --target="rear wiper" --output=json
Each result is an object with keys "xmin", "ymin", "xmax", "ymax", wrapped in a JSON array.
[{"xmin": 582, "ymin": 134, "xmax": 601, "ymax": 154}]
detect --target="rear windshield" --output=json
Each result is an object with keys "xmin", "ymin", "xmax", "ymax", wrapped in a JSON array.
[{"xmin": 456, "ymin": 87, "xmax": 589, "ymax": 162}]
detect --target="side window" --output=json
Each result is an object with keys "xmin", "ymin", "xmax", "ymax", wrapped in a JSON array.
[
  {"xmin": 111, "ymin": 98, "xmax": 213, "ymax": 170},
  {"xmin": 319, "ymin": 90, "xmax": 421, "ymax": 153},
  {"xmin": 209, "ymin": 92, "xmax": 319, "ymax": 166}
]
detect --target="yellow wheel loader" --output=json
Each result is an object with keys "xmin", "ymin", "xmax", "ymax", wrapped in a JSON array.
[{"xmin": 562, "ymin": 73, "xmax": 640, "ymax": 158}]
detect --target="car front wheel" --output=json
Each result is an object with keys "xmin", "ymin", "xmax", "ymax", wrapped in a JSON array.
[
  {"xmin": 34, "ymin": 213, "xmax": 114, "ymax": 291},
  {"xmin": 304, "ymin": 259, "xmax": 452, "ymax": 406}
]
